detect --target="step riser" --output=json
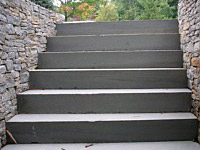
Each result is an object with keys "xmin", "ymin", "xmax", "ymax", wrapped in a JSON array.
[
  {"xmin": 30, "ymin": 70, "xmax": 187, "ymax": 89},
  {"xmin": 38, "ymin": 51, "xmax": 183, "ymax": 69},
  {"xmin": 47, "ymin": 34, "xmax": 180, "ymax": 52},
  {"xmin": 17, "ymin": 93, "xmax": 191, "ymax": 114},
  {"xmin": 7, "ymin": 119, "xmax": 197, "ymax": 143},
  {"xmin": 56, "ymin": 20, "xmax": 178, "ymax": 35}
]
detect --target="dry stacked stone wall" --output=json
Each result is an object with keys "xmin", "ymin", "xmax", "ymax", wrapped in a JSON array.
[
  {"xmin": 0, "ymin": 0, "xmax": 64, "ymax": 147},
  {"xmin": 178, "ymin": 0, "xmax": 200, "ymax": 142}
]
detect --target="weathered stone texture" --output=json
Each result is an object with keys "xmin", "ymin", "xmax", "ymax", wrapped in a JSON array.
[
  {"xmin": 0, "ymin": 0, "xmax": 64, "ymax": 147},
  {"xmin": 178, "ymin": 0, "xmax": 200, "ymax": 142}
]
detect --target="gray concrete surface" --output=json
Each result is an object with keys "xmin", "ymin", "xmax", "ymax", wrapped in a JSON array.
[
  {"xmin": 7, "ymin": 113, "xmax": 196, "ymax": 122},
  {"xmin": 6, "ymin": 113, "xmax": 198, "ymax": 143},
  {"xmin": 47, "ymin": 34, "xmax": 180, "ymax": 52},
  {"xmin": 38, "ymin": 50, "xmax": 183, "ymax": 69},
  {"xmin": 29, "ymin": 68, "xmax": 187, "ymax": 89},
  {"xmin": 56, "ymin": 20, "xmax": 178, "ymax": 35},
  {"xmin": 18, "ymin": 89, "xmax": 192, "ymax": 94},
  {"xmin": 17, "ymin": 89, "xmax": 191, "ymax": 114},
  {"xmin": 3, "ymin": 141, "xmax": 200, "ymax": 150}
]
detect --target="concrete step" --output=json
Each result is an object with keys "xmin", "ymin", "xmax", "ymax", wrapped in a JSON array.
[
  {"xmin": 29, "ymin": 68, "xmax": 187, "ymax": 89},
  {"xmin": 6, "ymin": 113, "xmax": 198, "ymax": 143},
  {"xmin": 38, "ymin": 50, "xmax": 183, "ymax": 69},
  {"xmin": 47, "ymin": 34, "xmax": 180, "ymax": 52},
  {"xmin": 3, "ymin": 141, "xmax": 200, "ymax": 150},
  {"xmin": 56, "ymin": 20, "xmax": 178, "ymax": 35},
  {"xmin": 17, "ymin": 89, "xmax": 191, "ymax": 114}
]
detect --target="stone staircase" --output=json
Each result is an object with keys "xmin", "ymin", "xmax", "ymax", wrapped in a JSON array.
[{"xmin": 2, "ymin": 20, "xmax": 200, "ymax": 150}]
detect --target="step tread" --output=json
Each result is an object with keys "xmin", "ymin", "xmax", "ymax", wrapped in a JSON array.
[
  {"xmin": 2, "ymin": 141, "xmax": 200, "ymax": 150},
  {"xmin": 52, "ymin": 33, "xmax": 179, "ymax": 37},
  {"xmin": 30, "ymin": 68, "xmax": 186, "ymax": 71},
  {"xmin": 19, "ymin": 89, "xmax": 191, "ymax": 95},
  {"xmin": 41, "ymin": 50, "xmax": 182, "ymax": 53},
  {"xmin": 59, "ymin": 19, "xmax": 177, "ymax": 24},
  {"xmin": 8, "ymin": 113, "xmax": 196, "ymax": 123}
]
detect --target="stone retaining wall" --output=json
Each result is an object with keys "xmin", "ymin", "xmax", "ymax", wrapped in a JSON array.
[
  {"xmin": 178, "ymin": 0, "xmax": 200, "ymax": 142},
  {"xmin": 0, "ymin": 0, "xmax": 64, "ymax": 147}
]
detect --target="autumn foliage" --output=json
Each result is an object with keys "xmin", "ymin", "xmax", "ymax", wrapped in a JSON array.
[
  {"xmin": 59, "ymin": 0, "xmax": 107, "ymax": 21},
  {"xmin": 77, "ymin": 3, "xmax": 95, "ymax": 20}
]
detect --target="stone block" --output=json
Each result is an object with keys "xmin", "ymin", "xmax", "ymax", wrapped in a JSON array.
[
  {"xmin": 191, "ymin": 57, "xmax": 200, "ymax": 67},
  {"xmin": 0, "ymin": 14, "xmax": 6, "ymax": 22},
  {"xmin": 183, "ymin": 22, "xmax": 190, "ymax": 30},
  {"xmin": 5, "ymin": 60, "xmax": 13, "ymax": 71},
  {"xmin": 194, "ymin": 42, "xmax": 200, "ymax": 51},
  {"xmin": 11, "ymin": 70, "xmax": 19, "ymax": 78},
  {"xmin": 4, "ymin": 24, "xmax": 15, "ymax": 34},
  {"xmin": 0, "ymin": 65, "xmax": 6, "ymax": 74},
  {"xmin": 7, "ymin": 15, "xmax": 21, "ymax": 26}
]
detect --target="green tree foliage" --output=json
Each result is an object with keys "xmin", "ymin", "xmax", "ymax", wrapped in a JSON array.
[
  {"xmin": 112, "ymin": 0, "xmax": 139, "ymax": 20},
  {"xmin": 168, "ymin": 0, "xmax": 178, "ymax": 18},
  {"xmin": 30, "ymin": 0, "xmax": 54, "ymax": 9},
  {"xmin": 83, "ymin": 0, "xmax": 107, "ymax": 6},
  {"xmin": 112, "ymin": 0, "xmax": 178, "ymax": 20},
  {"xmin": 136, "ymin": 0, "xmax": 175, "ymax": 20},
  {"xmin": 95, "ymin": 2, "xmax": 119, "ymax": 22}
]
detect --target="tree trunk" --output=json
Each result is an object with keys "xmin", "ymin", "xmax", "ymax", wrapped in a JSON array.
[
  {"xmin": 65, "ymin": 11, "xmax": 68, "ymax": 21},
  {"xmin": 64, "ymin": 0, "xmax": 67, "ymax": 21}
]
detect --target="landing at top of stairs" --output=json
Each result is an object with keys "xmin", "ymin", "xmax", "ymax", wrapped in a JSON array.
[{"xmin": 2, "ymin": 141, "xmax": 200, "ymax": 150}]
